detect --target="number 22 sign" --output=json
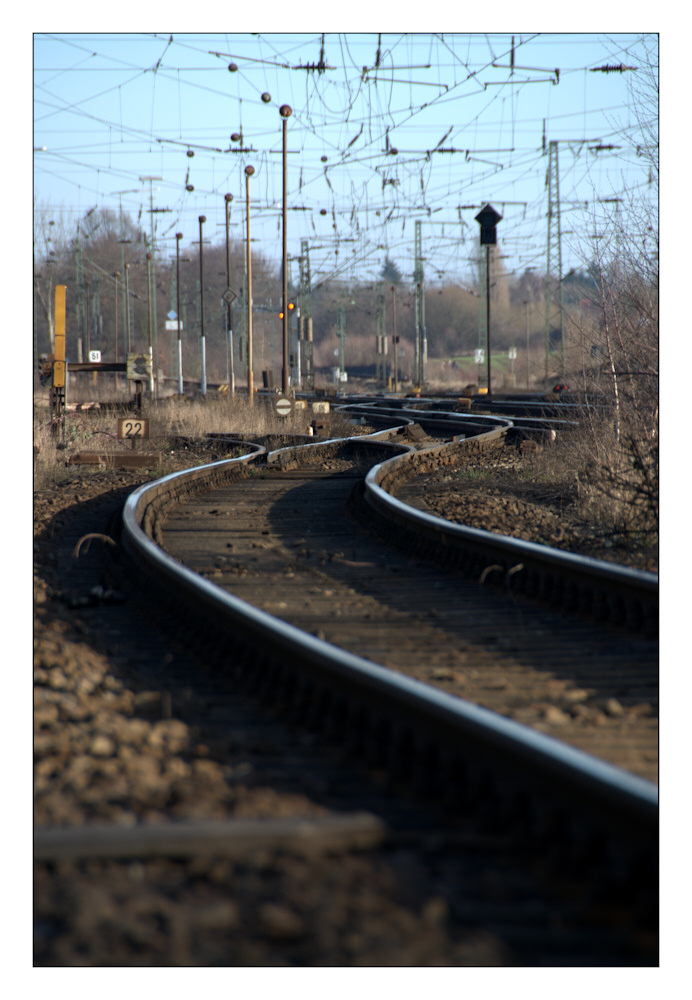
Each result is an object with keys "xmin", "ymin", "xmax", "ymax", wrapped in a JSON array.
[{"xmin": 117, "ymin": 418, "xmax": 150, "ymax": 440}]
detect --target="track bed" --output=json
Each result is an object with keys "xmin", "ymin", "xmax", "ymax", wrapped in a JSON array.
[{"xmin": 160, "ymin": 458, "xmax": 658, "ymax": 783}]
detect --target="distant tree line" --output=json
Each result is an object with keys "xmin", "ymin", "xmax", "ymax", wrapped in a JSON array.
[{"xmin": 33, "ymin": 203, "xmax": 619, "ymax": 383}]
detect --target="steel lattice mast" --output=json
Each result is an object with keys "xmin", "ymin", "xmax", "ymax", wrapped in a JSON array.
[
  {"xmin": 299, "ymin": 239, "xmax": 314, "ymax": 391},
  {"xmin": 376, "ymin": 282, "xmax": 387, "ymax": 388},
  {"xmin": 545, "ymin": 140, "xmax": 565, "ymax": 379},
  {"xmin": 413, "ymin": 220, "xmax": 426, "ymax": 388}
]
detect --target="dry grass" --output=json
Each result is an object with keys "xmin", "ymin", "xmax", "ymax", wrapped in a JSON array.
[
  {"xmin": 521, "ymin": 418, "xmax": 658, "ymax": 547},
  {"xmin": 33, "ymin": 392, "xmax": 350, "ymax": 491},
  {"xmin": 155, "ymin": 394, "xmax": 321, "ymax": 440}
]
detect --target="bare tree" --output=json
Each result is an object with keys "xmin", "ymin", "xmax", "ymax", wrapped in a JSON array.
[{"xmin": 563, "ymin": 36, "xmax": 658, "ymax": 540}]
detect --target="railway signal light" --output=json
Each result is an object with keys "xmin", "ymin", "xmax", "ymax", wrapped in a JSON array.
[
  {"xmin": 475, "ymin": 203, "xmax": 502, "ymax": 246},
  {"xmin": 474, "ymin": 204, "xmax": 502, "ymax": 396}
]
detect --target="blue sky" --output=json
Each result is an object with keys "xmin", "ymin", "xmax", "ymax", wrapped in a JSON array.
[{"xmin": 34, "ymin": 32, "xmax": 657, "ymax": 286}]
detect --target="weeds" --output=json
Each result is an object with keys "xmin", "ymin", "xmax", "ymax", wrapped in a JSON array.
[
  {"xmin": 34, "ymin": 393, "xmax": 318, "ymax": 491},
  {"xmin": 524, "ymin": 416, "xmax": 658, "ymax": 545},
  {"xmin": 455, "ymin": 468, "xmax": 490, "ymax": 481}
]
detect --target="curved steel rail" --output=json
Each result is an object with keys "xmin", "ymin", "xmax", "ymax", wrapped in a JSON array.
[
  {"xmin": 120, "ymin": 427, "xmax": 657, "ymax": 857},
  {"xmin": 363, "ymin": 442, "xmax": 658, "ymax": 632}
]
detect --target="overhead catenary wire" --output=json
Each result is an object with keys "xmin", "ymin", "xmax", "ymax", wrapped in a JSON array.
[{"xmin": 34, "ymin": 33, "xmax": 656, "ymax": 285}]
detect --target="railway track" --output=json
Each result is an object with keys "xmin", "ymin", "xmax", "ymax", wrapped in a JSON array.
[
  {"xmin": 115, "ymin": 415, "xmax": 656, "ymax": 905},
  {"xmin": 125, "ymin": 418, "xmax": 657, "ymax": 854},
  {"xmin": 152, "ymin": 441, "xmax": 658, "ymax": 779}
]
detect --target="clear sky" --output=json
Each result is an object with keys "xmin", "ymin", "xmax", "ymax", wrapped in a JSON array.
[{"xmin": 34, "ymin": 32, "xmax": 657, "ymax": 287}]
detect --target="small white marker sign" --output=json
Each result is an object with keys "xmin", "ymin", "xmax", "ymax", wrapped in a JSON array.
[
  {"xmin": 126, "ymin": 353, "xmax": 153, "ymax": 380},
  {"xmin": 273, "ymin": 395, "xmax": 294, "ymax": 418}
]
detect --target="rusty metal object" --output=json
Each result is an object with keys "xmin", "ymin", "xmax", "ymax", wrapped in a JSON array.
[
  {"xmin": 68, "ymin": 452, "xmax": 160, "ymax": 469},
  {"xmin": 34, "ymin": 813, "xmax": 386, "ymax": 862},
  {"xmin": 72, "ymin": 533, "xmax": 117, "ymax": 558}
]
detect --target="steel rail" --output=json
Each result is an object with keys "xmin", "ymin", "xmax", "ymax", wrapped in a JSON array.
[
  {"xmin": 339, "ymin": 402, "xmax": 511, "ymax": 438},
  {"xmin": 366, "ymin": 443, "xmax": 659, "ymax": 588},
  {"xmin": 120, "ymin": 426, "xmax": 657, "ymax": 858},
  {"xmin": 331, "ymin": 397, "xmax": 584, "ymax": 439},
  {"xmin": 362, "ymin": 438, "xmax": 658, "ymax": 634}
]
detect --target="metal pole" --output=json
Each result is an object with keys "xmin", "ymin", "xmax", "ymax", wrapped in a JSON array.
[
  {"xmin": 117, "ymin": 194, "xmax": 130, "ymax": 372},
  {"xmin": 525, "ymin": 300, "xmax": 530, "ymax": 391},
  {"xmin": 417, "ymin": 283, "xmax": 423, "ymax": 389},
  {"xmin": 52, "ymin": 285, "xmax": 67, "ymax": 439},
  {"xmin": 420, "ymin": 288, "xmax": 428, "ymax": 387},
  {"xmin": 391, "ymin": 285, "xmax": 398, "ymax": 393},
  {"xmin": 146, "ymin": 254, "xmax": 154, "ymax": 396},
  {"xmin": 486, "ymin": 245, "xmax": 492, "ymax": 395},
  {"xmin": 85, "ymin": 281, "xmax": 91, "ymax": 357},
  {"xmin": 75, "ymin": 245, "xmax": 84, "ymax": 363},
  {"xmin": 113, "ymin": 271, "xmax": 120, "ymax": 393},
  {"xmin": 280, "ymin": 105, "xmax": 292, "ymax": 394},
  {"xmin": 245, "ymin": 166, "xmax": 255, "ymax": 404},
  {"xmin": 224, "ymin": 193, "xmax": 235, "ymax": 397},
  {"xmin": 146, "ymin": 254, "xmax": 153, "ymax": 356},
  {"xmin": 199, "ymin": 216, "xmax": 207, "ymax": 395},
  {"xmin": 114, "ymin": 272, "xmax": 120, "ymax": 364},
  {"xmin": 140, "ymin": 176, "xmax": 162, "ymax": 394},
  {"xmin": 124, "ymin": 264, "xmax": 132, "ymax": 353},
  {"xmin": 176, "ymin": 233, "xmax": 183, "ymax": 395}
]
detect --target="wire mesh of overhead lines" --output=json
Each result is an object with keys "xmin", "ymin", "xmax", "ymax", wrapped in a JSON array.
[
  {"xmin": 34, "ymin": 33, "xmax": 657, "ymax": 282},
  {"xmin": 34, "ymin": 33, "xmax": 658, "ymax": 394}
]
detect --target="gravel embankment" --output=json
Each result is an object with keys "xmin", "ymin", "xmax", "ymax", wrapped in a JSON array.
[{"xmin": 394, "ymin": 446, "xmax": 658, "ymax": 574}]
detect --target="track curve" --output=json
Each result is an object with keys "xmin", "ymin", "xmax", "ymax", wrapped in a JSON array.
[{"xmin": 121, "ymin": 420, "xmax": 657, "ymax": 871}]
